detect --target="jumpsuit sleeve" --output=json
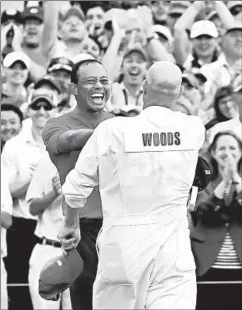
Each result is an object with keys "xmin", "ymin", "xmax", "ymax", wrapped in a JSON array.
[{"xmin": 62, "ymin": 126, "xmax": 100, "ymax": 209}]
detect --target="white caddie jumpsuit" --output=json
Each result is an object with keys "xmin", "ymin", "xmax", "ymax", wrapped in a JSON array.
[{"xmin": 63, "ymin": 106, "xmax": 205, "ymax": 309}]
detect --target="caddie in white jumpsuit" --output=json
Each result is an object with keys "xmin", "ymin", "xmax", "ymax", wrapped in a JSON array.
[{"xmin": 60, "ymin": 61, "xmax": 205, "ymax": 309}]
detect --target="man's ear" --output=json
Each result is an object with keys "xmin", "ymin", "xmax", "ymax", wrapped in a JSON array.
[{"xmin": 70, "ymin": 83, "xmax": 77, "ymax": 96}]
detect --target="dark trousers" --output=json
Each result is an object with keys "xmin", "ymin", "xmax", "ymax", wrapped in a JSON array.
[
  {"xmin": 196, "ymin": 268, "xmax": 242, "ymax": 310},
  {"xmin": 5, "ymin": 216, "xmax": 37, "ymax": 310},
  {"xmin": 70, "ymin": 218, "xmax": 102, "ymax": 310}
]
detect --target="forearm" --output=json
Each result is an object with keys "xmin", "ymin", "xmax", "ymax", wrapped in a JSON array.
[
  {"xmin": 64, "ymin": 203, "xmax": 80, "ymax": 228},
  {"xmin": 146, "ymin": 39, "xmax": 175, "ymax": 63},
  {"xmin": 174, "ymin": 4, "xmax": 199, "ymax": 32},
  {"xmin": 215, "ymin": 1, "xmax": 235, "ymax": 29},
  {"xmin": 173, "ymin": 30, "xmax": 191, "ymax": 66},
  {"xmin": 41, "ymin": 1, "xmax": 59, "ymax": 59},
  {"xmin": 57, "ymin": 129, "xmax": 94, "ymax": 154},
  {"xmin": 29, "ymin": 190, "xmax": 58, "ymax": 216},
  {"xmin": 102, "ymin": 35, "xmax": 123, "ymax": 81},
  {"xmin": 1, "ymin": 212, "xmax": 12, "ymax": 229},
  {"xmin": 9, "ymin": 179, "xmax": 30, "ymax": 199}
]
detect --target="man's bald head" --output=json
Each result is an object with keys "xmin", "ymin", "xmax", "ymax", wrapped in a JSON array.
[{"xmin": 143, "ymin": 61, "xmax": 183, "ymax": 109}]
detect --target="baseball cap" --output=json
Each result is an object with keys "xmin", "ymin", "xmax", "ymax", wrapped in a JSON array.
[
  {"xmin": 225, "ymin": 20, "xmax": 242, "ymax": 34},
  {"xmin": 39, "ymin": 249, "xmax": 83, "ymax": 301},
  {"xmin": 3, "ymin": 52, "xmax": 30, "ymax": 70},
  {"xmin": 34, "ymin": 76, "xmax": 61, "ymax": 94},
  {"xmin": 124, "ymin": 44, "xmax": 148, "ymax": 62},
  {"xmin": 62, "ymin": 7, "xmax": 85, "ymax": 22},
  {"xmin": 169, "ymin": 1, "xmax": 190, "ymax": 16},
  {"xmin": 21, "ymin": 6, "xmax": 44, "ymax": 23},
  {"xmin": 193, "ymin": 156, "xmax": 211, "ymax": 192},
  {"xmin": 1, "ymin": 9, "xmax": 22, "ymax": 24},
  {"xmin": 29, "ymin": 88, "xmax": 58, "ymax": 107},
  {"xmin": 152, "ymin": 25, "xmax": 173, "ymax": 43},
  {"xmin": 190, "ymin": 20, "xmax": 219, "ymax": 39},
  {"xmin": 47, "ymin": 57, "xmax": 74, "ymax": 74}
]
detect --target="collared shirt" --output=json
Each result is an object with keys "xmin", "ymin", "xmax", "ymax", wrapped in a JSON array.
[
  {"xmin": 42, "ymin": 106, "xmax": 114, "ymax": 219},
  {"xmin": 1, "ymin": 173, "xmax": 13, "ymax": 258},
  {"xmin": 26, "ymin": 154, "xmax": 64, "ymax": 241},
  {"xmin": 63, "ymin": 107, "xmax": 205, "ymax": 225},
  {"xmin": 201, "ymin": 54, "xmax": 238, "ymax": 92},
  {"xmin": 1, "ymin": 128, "xmax": 47, "ymax": 219},
  {"xmin": 105, "ymin": 82, "xmax": 144, "ymax": 113}
]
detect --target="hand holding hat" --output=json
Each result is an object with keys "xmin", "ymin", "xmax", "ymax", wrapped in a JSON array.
[
  {"xmin": 39, "ymin": 248, "xmax": 83, "ymax": 301},
  {"xmin": 58, "ymin": 221, "xmax": 81, "ymax": 255}
]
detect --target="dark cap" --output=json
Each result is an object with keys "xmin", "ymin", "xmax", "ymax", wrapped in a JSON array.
[
  {"xmin": 34, "ymin": 76, "xmax": 61, "ymax": 94},
  {"xmin": 62, "ymin": 7, "xmax": 85, "ymax": 22},
  {"xmin": 21, "ymin": 6, "xmax": 44, "ymax": 23},
  {"xmin": 1, "ymin": 9, "xmax": 22, "ymax": 25},
  {"xmin": 193, "ymin": 157, "xmax": 211, "ymax": 191},
  {"xmin": 39, "ymin": 249, "xmax": 83, "ymax": 301},
  {"xmin": 29, "ymin": 88, "xmax": 58, "ymax": 107},
  {"xmin": 47, "ymin": 57, "xmax": 74, "ymax": 74}
]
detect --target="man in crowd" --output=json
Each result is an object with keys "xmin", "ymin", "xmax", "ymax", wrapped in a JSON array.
[
  {"xmin": 1, "ymin": 104, "xmax": 23, "ymax": 151},
  {"xmin": 26, "ymin": 153, "xmax": 72, "ymax": 310},
  {"xmin": 1, "ymin": 6, "xmax": 47, "ymax": 82},
  {"xmin": 60, "ymin": 61, "xmax": 205, "ymax": 309},
  {"xmin": 106, "ymin": 44, "xmax": 148, "ymax": 113},
  {"xmin": 42, "ymin": 1, "xmax": 86, "ymax": 60},
  {"xmin": 47, "ymin": 56, "xmax": 74, "ymax": 113},
  {"xmin": 202, "ymin": 20, "xmax": 242, "ymax": 92},
  {"xmin": 42, "ymin": 58, "xmax": 114, "ymax": 310},
  {"xmin": 1, "ymin": 88, "xmax": 58, "ymax": 310}
]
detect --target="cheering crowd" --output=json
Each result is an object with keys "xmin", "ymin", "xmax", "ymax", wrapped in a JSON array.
[{"xmin": 1, "ymin": 1, "xmax": 242, "ymax": 310}]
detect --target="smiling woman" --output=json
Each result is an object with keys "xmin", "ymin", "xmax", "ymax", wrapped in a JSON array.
[{"xmin": 191, "ymin": 130, "xmax": 242, "ymax": 310}]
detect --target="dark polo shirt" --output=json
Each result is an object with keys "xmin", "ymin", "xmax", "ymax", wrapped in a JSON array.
[{"xmin": 42, "ymin": 106, "xmax": 114, "ymax": 219}]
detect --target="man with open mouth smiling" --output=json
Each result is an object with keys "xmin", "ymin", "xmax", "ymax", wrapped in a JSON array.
[
  {"xmin": 106, "ymin": 44, "xmax": 148, "ymax": 113},
  {"xmin": 42, "ymin": 56, "xmax": 114, "ymax": 310}
]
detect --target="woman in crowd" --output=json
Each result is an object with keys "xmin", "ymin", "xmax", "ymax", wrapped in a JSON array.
[
  {"xmin": 191, "ymin": 131, "xmax": 242, "ymax": 310},
  {"xmin": 205, "ymin": 86, "xmax": 239, "ymax": 130}
]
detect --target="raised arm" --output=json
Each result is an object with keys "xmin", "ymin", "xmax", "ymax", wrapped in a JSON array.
[
  {"xmin": 173, "ymin": 2, "xmax": 206, "ymax": 66},
  {"xmin": 41, "ymin": 1, "xmax": 59, "ymax": 61}
]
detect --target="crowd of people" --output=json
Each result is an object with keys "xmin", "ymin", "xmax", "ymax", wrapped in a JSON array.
[{"xmin": 1, "ymin": 1, "xmax": 242, "ymax": 310}]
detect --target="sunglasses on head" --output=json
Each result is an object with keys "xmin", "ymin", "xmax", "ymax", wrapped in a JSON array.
[{"xmin": 30, "ymin": 101, "xmax": 54, "ymax": 111}]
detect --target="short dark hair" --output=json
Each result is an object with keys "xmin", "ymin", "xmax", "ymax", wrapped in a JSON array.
[
  {"xmin": 1, "ymin": 103, "xmax": 24, "ymax": 123},
  {"xmin": 71, "ymin": 59, "xmax": 102, "ymax": 84},
  {"xmin": 213, "ymin": 86, "xmax": 234, "ymax": 121}
]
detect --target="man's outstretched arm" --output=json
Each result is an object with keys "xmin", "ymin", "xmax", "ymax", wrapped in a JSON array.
[{"xmin": 42, "ymin": 118, "xmax": 94, "ymax": 155}]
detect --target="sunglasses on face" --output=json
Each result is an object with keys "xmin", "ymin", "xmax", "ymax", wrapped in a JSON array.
[{"xmin": 30, "ymin": 101, "xmax": 54, "ymax": 111}]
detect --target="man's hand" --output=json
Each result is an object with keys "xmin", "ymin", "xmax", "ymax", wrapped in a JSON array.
[
  {"xmin": 58, "ymin": 221, "xmax": 81, "ymax": 255},
  {"xmin": 11, "ymin": 24, "xmax": 23, "ymax": 51}
]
